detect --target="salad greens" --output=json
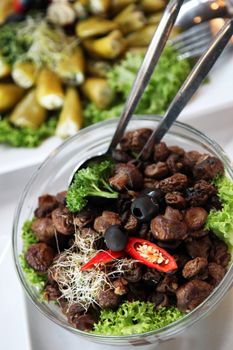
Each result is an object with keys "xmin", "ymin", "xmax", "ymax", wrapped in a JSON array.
[
  {"xmin": 66, "ymin": 160, "xmax": 118, "ymax": 213},
  {"xmin": 84, "ymin": 46, "xmax": 191, "ymax": 126},
  {"xmin": 84, "ymin": 103, "xmax": 124, "ymax": 127},
  {"xmin": 0, "ymin": 116, "xmax": 57, "ymax": 147},
  {"xmin": 92, "ymin": 301, "xmax": 183, "ymax": 336},
  {"xmin": 0, "ymin": 17, "xmax": 75, "ymax": 67},
  {"xmin": 0, "ymin": 22, "xmax": 31, "ymax": 65},
  {"xmin": 21, "ymin": 220, "xmax": 38, "ymax": 250},
  {"xmin": 0, "ymin": 19, "xmax": 192, "ymax": 148},
  {"xmin": 20, "ymin": 220, "xmax": 47, "ymax": 292},
  {"xmin": 206, "ymin": 175, "xmax": 233, "ymax": 253}
]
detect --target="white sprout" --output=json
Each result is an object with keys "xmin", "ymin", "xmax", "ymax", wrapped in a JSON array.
[
  {"xmin": 73, "ymin": 226, "xmax": 102, "ymax": 256},
  {"xmin": 50, "ymin": 229, "xmax": 107, "ymax": 310},
  {"xmin": 50, "ymin": 229, "xmax": 139, "ymax": 310},
  {"xmin": 52, "ymin": 250, "xmax": 111, "ymax": 310},
  {"xmin": 107, "ymin": 258, "xmax": 139, "ymax": 278}
]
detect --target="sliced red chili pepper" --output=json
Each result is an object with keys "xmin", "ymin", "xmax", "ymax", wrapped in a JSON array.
[
  {"xmin": 80, "ymin": 250, "xmax": 124, "ymax": 271},
  {"xmin": 13, "ymin": 0, "xmax": 26, "ymax": 12},
  {"xmin": 125, "ymin": 237, "xmax": 177, "ymax": 273}
]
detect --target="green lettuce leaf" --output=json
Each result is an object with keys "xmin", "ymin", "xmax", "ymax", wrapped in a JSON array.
[
  {"xmin": 85, "ymin": 46, "xmax": 191, "ymax": 126},
  {"xmin": 84, "ymin": 102, "xmax": 124, "ymax": 127},
  {"xmin": 108, "ymin": 46, "xmax": 191, "ymax": 114},
  {"xmin": 0, "ymin": 22, "xmax": 30, "ymax": 65},
  {"xmin": 206, "ymin": 175, "xmax": 233, "ymax": 253},
  {"xmin": 92, "ymin": 301, "xmax": 183, "ymax": 336},
  {"xmin": 0, "ymin": 116, "xmax": 57, "ymax": 147},
  {"xmin": 20, "ymin": 220, "xmax": 47, "ymax": 293}
]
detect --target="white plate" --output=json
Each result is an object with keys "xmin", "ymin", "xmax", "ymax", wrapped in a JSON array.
[
  {"xmin": 1, "ymin": 51, "xmax": 233, "ymax": 175},
  {"xmin": 0, "ymin": 136, "xmax": 61, "ymax": 175},
  {"xmin": 180, "ymin": 50, "xmax": 233, "ymax": 119}
]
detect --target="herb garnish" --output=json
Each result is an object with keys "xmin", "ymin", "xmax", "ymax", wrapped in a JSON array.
[{"xmin": 66, "ymin": 160, "xmax": 118, "ymax": 212}]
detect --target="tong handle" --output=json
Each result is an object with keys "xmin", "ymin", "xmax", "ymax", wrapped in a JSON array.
[
  {"xmin": 108, "ymin": 0, "xmax": 184, "ymax": 152},
  {"xmin": 139, "ymin": 19, "xmax": 233, "ymax": 160}
]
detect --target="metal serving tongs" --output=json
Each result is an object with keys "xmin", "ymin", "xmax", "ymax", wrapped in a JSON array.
[
  {"xmin": 69, "ymin": 0, "xmax": 184, "ymax": 183},
  {"xmin": 137, "ymin": 18, "xmax": 233, "ymax": 162}
]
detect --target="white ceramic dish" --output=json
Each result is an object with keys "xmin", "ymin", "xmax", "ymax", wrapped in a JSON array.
[{"xmin": 0, "ymin": 51, "xmax": 233, "ymax": 175}]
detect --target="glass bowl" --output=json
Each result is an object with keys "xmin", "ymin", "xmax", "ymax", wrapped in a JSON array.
[{"xmin": 13, "ymin": 115, "xmax": 233, "ymax": 347}]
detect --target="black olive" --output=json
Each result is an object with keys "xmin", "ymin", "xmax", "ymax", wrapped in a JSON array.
[
  {"xmin": 139, "ymin": 188, "xmax": 152, "ymax": 196},
  {"xmin": 25, "ymin": 0, "xmax": 48, "ymax": 9},
  {"xmin": 140, "ymin": 189, "xmax": 164, "ymax": 206},
  {"xmin": 104, "ymin": 225, "xmax": 128, "ymax": 252},
  {"xmin": 148, "ymin": 189, "xmax": 164, "ymax": 201},
  {"xmin": 131, "ymin": 195, "xmax": 159, "ymax": 222},
  {"xmin": 13, "ymin": 0, "xmax": 48, "ymax": 12}
]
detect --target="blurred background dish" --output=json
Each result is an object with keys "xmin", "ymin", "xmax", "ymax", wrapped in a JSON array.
[
  {"xmin": 1, "ymin": 48, "xmax": 233, "ymax": 175},
  {"xmin": 0, "ymin": 0, "xmax": 233, "ymax": 170},
  {"xmin": 0, "ymin": 0, "xmax": 232, "ymax": 153},
  {"xmin": 0, "ymin": 0, "xmax": 186, "ymax": 149}
]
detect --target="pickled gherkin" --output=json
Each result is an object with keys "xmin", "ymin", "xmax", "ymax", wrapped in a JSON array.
[
  {"xmin": 55, "ymin": 47, "xmax": 85, "ymax": 85},
  {"xmin": 83, "ymin": 30, "xmax": 126, "ymax": 59},
  {"xmin": 140, "ymin": 0, "xmax": 167, "ymax": 13},
  {"xmin": 89, "ymin": 0, "xmax": 110, "ymax": 16},
  {"xmin": 73, "ymin": 0, "xmax": 89, "ymax": 19},
  {"xmin": 127, "ymin": 47, "xmax": 147, "ymax": 55},
  {"xmin": 56, "ymin": 87, "xmax": 83, "ymax": 138},
  {"xmin": 111, "ymin": 0, "xmax": 137, "ymax": 13},
  {"xmin": 147, "ymin": 12, "xmax": 163, "ymax": 25},
  {"xmin": 76, "ymin": 17, "xmax": 118, "ymax": 39},
  {"xmin": 0, "ymin": 56, "xmax": 11, "ymax": 79},
  {"xmin": 0, "ymin": 84, "xmax": 24, "ymax": 113},
  {"xmin": 82, "ymin": 77, "xmax": 114, "ymax": 109},
  {"xmin": 113, "ymin": 4, "xmax": 146, "ymax": 34},
  {"xmin": 86, "ymin": 60, "xmax": 111, "ymax": 78},
  {"xmin": 9, "ymin": 90, "xmax": 47, "ymax": 129},
  {"xmin": 12, "ymin": 61, "xmax": 38, "ymax": 88},
  {"xmin": 126, "ymin": 24, "xmax": 155, "ymax": 47},
  {"xmin": 36, "ymin": 68, "xmax": 64, "ymax": 110}
]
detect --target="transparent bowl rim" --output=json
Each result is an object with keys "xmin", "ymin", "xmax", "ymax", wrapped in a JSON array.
[{"xmin": 12, "ymin": 115, "xmax": 233, "ymax": 341}]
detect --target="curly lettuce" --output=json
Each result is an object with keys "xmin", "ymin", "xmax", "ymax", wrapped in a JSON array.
[
  {"xmin": 206, "ymin": 175, "xmax": 233, "ymax": 253},
  {"xmin": 0, "ymin": 116, "xmax": 57, "ymax": 147},
  {"xmin": 0, "ymin": 22, "xmax": 30, "ymax": 65},
  {"xmin": 20, "ymin": 220, "xmax": 47, "ymax": 293},
  {"xmin": 109, "ymin": 46, "xmax": 191, "ymax": 114},
  {"xmin": 84, "ymin": 46, "xmax": 191, "ymax": 126},
  {"xmin": 84, "ymin": 103, "xmax": 123, "ymax": 127},
  {"xmin": 92, "ymin": 301, "xmax": 183, "ymax": 336}
]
